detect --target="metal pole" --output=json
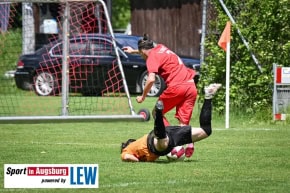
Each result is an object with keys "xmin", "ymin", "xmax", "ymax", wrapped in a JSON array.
[
  {"xmin": 95, "ymin": 4, "xmax": 102, "ymax": 33},
  {"xmin": 0, "ymin": 2, "xmax": 10, "ymax": 32},
  {"xmin": 106, "ymin": 0, "xmax": 112, "ymax": 22},
  {"xmin": 61, "ymin": 1, "xmax": 70, "ymax": 116},
  {"xmin": 225, "ymin": 41, "xmax": 230, "ymax": 129},
  {"xmin": 200, "ymin": 0, "xmax": 208, "ymax": 66},
  {"xmin": 22, "ymin": 2, "xmax": 35, "ymax": 54}
]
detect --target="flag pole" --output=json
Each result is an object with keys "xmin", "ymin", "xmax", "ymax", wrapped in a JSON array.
[
  {"xmin": 225, "ymin": 41, "xmax": 230, "ymax": 129},
  {"xmin": 218, "ymin": 21, "xmax": 231, "ymax": 129}
]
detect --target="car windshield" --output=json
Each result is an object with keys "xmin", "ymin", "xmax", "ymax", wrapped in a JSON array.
[
  {"xmin": 35, "ymin": 39, "xmax": 60, "ymax": 55},
  {"xmin": 115, "ymin": 35, "xmax": 140, "ymax": 50},
  {"xmin": 34, "ymin": 34, "xmax": 143, "ymax": 56}
]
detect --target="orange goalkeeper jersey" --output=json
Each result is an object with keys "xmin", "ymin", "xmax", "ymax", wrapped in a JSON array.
[{"xmin": 121, "ymin": 134, "xmax": 159, "ymax": 162}]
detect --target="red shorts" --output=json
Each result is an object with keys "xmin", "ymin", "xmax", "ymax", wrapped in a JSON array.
[{"xmin": 159, "ymin": 81, "xmax": 197, "ymax": 125}]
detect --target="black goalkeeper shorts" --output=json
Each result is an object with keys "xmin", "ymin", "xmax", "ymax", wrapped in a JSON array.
[{"xmin": 147, "ymin": 125, "xmax": 192, "ymax": 156}]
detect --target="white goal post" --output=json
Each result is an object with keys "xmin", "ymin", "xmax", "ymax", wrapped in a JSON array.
[{"xmin": 0, "ymin": 0, "xmax": 148, "ymax": 123}]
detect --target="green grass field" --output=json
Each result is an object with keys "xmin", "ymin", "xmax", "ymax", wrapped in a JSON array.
[{"xmin": 1, "ymin": 97, "xmax": 290, "ymax": 193}]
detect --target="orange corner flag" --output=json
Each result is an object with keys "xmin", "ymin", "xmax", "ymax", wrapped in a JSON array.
[{"xmin": 218, "ymin": 21, "xmax": 231, "ymax": 51}]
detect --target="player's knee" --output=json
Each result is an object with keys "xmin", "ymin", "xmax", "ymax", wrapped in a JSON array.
[
  {"xmin": 155, "ymin": 138, "xmax": 169, "ymax": 151},
  {"xmin": 202, "ymin": 126, "xmax": 212, "ymax": 136}
]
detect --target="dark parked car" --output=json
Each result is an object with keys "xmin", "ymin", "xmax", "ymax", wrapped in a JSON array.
[{"xmin": 14, "ymin": 34, "xmax": 200, "ymax": 97}]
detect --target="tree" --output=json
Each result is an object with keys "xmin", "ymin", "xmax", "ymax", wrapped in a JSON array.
[
  {"xmin": 112, "ymin": 0, "xmax": 130, "ymax": 29},
  {"xmin": 201, "ymin": 0, "xmax": 289, "ymax": 118}
]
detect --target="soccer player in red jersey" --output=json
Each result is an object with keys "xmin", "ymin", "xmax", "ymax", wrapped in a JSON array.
[{"xmin": 123, "ymin": 34, "xmax": 198, "ymax": 158}]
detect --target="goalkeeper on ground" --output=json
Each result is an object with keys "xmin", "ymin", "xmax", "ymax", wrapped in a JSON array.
[{"xmin": 121, "ymin": 83, "xmax": 221, "ymax": 162}]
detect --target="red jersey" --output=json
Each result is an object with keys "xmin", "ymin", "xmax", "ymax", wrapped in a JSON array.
[
  {"xmin": 146, "ymin": 44, "xmax": 196, "ymax": 86},
  {"xmin": 121, "ymin": 134, "xmax": 159, "ymax": 162}
]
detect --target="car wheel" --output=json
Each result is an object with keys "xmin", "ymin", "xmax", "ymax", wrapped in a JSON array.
[
  {"xmin": 34, "ymin": 71, "xmax": 60, "ymax": 96},
  {"xmin": 140, "ymin": 71, "xmax": 165, "ymax": 97}
]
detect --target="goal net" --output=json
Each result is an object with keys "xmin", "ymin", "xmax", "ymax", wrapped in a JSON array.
[{"xmin": 0, "ymin": 0, "xmax": 146, "ymax": 123}]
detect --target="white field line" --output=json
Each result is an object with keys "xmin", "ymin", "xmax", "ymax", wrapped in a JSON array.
[
  {"xmin": 0, "ymin": 180, "xmax": 187, "ymax": 191},
  {"xmin": 100, "ymin": 176, "xmax": 267, "ymax": 189},
  {"xmin": 1, "ymin": 128, "xmax": 278, "ymax": 146},
  {"xmin": 101, "ymin": 179, "xmax": 190, "ymax": 188},
  {"xmin": 214, "ymin": 127, "xmax": 278, "ymax": 131},
  {"xmin": 0, "ymin": 177, "xmax": 266, "ymax": 191},
  {"xmin": 1, "ymin": 128, "xmax": 280, "ymax": 148},
  {"xmin": 0, "ymin": 141, "xmax": 119, "ymax": 147}
]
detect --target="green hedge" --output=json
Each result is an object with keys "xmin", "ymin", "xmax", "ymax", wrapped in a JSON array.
[{"xmin": 199, "ymin": 0, "xmax": 290, "ymax": 120}]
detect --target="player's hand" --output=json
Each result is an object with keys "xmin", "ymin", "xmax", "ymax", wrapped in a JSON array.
[
  {"xmin": 136, "ymin": 96, "xmax": 145, "ymax": 103},
  {"xmin": 122, "ymin": 46, "xmax": 137, "ymax": 54}
]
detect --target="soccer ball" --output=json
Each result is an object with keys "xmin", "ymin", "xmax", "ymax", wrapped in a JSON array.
[{"xmin": 166, "ymin": 146, "xmax": 185, "ymax": 162}]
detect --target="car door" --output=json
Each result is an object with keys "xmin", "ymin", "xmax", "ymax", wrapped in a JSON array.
[
  {"xmin": 84, "ymin": 38, "xmax": 118, "ymax": 95},
  {"xmin": 68, "ymin": 38, "xmax": 92, "ymax": 93},
  {"xmin": 47, "ymin": 38, "xmax": 92, "ymax": 94},
  {"xmin": 117, "ymin": 51, "xmax": 147, "ymax": 92}
]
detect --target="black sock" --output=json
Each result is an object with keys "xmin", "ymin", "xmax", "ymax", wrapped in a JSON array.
[
  {"xmin": 200, "ymin": 99, "xmax": 212, "ymax": 136},
  {"xmin": 154, "ymin": 108, "xmax": 166, "ymax": 139}
]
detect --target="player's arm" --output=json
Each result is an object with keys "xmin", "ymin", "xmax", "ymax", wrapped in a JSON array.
[
  {"xmin": 136, "ymin": 72, "xmax": 155, "ymax": 103},
  {"xmin": 122, "ymin": 46, "xmax": 139, "ymax": 54},
  {"xmin": 122, "ymin": 153, "xmax": 139, "ymax": 162}
]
